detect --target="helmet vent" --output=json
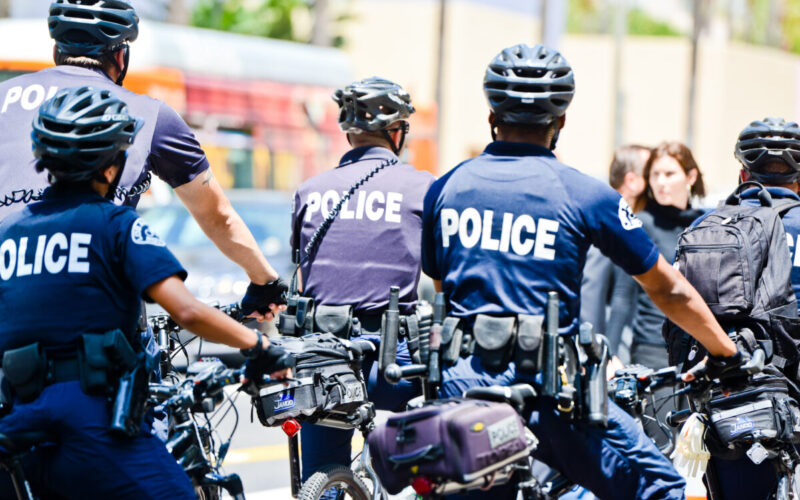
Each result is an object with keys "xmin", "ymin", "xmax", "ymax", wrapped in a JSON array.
[
  {"xmin": 513, "ymin": 68, "xmax": 546, "ymax": 78},
  {"xmin": 514, "ymin": 84, "xmax": 545, "ymax": 93},
  {"xmin": 62, "ymin": 8, "xmax": 94, "ymax": 20},
  {"xmin": 41, "ymin": 119, "xmax": 73, "ymax": 133}
]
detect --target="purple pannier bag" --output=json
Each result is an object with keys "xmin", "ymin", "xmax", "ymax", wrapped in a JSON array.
[{"xmin": 367, "ymin": 398, "xmax": 533, "ymax": 495}]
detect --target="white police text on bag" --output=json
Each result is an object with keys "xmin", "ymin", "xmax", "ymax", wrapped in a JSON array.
[
  {"xmin": 440, "ymin": 208, "xmax": 559, "ymax": 259},
  {"xmin": 305, "ymin": 190, "xmax": 403, "ymax": 223},
  {"xmin": 0, "ymin": 232, "xmax": 91, "ymax": 280}
]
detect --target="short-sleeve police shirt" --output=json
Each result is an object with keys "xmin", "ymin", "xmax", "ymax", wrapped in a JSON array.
[
  {"xmin": 421, "ymin": 141, "xmax": 659, "ymax": 334},
  {"xmin": 0, "ymin": 66, "xmax": 209, "ymax": 220},
  {"xmin": 0, "ymin": 188, "xmax": 186, "ymax": 353},
  {"xmin": 292, "ymin": 146, "xmax": 435, "ymax": 314}
]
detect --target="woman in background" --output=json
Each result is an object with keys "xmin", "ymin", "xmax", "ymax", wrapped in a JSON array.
[
  {"xmin": 606, "ymin": 142, "xmax": 705, "ymax": 448},
  {"xmin": 608, "ymin": 141, "xmax": 706, "ymax": 368}
]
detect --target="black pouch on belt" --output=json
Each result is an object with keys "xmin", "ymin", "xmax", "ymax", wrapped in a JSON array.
[
  {"xmin": 515, "ymin": 314, "xmax": 544, "ymax": 374},
  {"xmin": 79, "ymin": 334, "xmax": 111, "ymax": 395},
  {"xmin": 472, "ymin": 315, "xmax": 516, "ymax": 372},
  {"xmin": 2, "ymin": 343, "xmax": 47, "ymax": 403},
  {"xmin": 314, "ymin": 305, "xmax": 354, "ymax": 338},
  {"xmin": 439, "ymin": 317, "xmax": 464, "ymax": 366}
]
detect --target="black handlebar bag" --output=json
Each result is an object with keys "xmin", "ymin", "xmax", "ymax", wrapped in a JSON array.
[
  {"xmin": 705, "ymin": 372, "xmax": 800, "ymax": 460},
  {"xmin": 252, "ymin": 333, "xmax": 370, "ymax": 427}
]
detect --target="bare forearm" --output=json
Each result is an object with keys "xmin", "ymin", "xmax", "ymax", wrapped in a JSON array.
[
  {"xmin": 175, "ymin": 172, "xmax": 278, "ymax": 284},
  {"xmin": 148, "ymin": 276, "xmax": 265, "ymax": 349},
  {"xmin": 635, "ymin": 256, "xmax": 736, "ymax": 357}
]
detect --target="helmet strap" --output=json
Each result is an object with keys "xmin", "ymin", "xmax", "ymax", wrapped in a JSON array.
[
  {"xmin": 549, "ymin": 125, "xmax": 561, "ymax": 150},
  {"xmin": 382, "ymin": 122, "xmax": 409, "ymax": 156},
  {"xmin": 103, "ymin": 45, "xmax": 130, "ymax": 85},
  {"xmin": 95, "ymin": 152, "xmax": 127, "ymax": 201}
]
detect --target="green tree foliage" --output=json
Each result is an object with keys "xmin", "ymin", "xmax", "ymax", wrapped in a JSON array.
[
  {"xmin": 784, "ymin": 1, "xmax": 800, "ymax": 54},
  {"xmin": 192, "ymin": 0, "xmax": 307, "ymax": 41},
  {"xmin": 627, "ymin": 8, "xmax": 680, "ymax": 36},
  {"xmin": 567, "ymin": 0, "xmax": 681, "ymax": 36}
]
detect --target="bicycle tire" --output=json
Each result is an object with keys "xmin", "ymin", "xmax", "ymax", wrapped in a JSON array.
[{"xmin": 298, "ymin": 465, "xmax": 371, "ymax": 500}]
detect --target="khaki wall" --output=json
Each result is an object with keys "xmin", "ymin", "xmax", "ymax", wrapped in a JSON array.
[{"xmin": 344, "ymin": 0, "xmax": 800, "ymax": 201}]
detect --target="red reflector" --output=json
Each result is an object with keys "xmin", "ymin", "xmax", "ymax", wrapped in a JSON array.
[
  {"xmin": 281, "ymin": 418, "xmax": 301, "ymax": 437},
  {"xmin": 411, "ymin": 476, "xmax": 434, "ymax": 495}
]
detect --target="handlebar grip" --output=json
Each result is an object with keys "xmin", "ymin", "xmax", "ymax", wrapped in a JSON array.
[
  {"xmin": 743, "ymin": 348, "xmax": 766, "ymax": 375},
  {"xmin": 384, "ymin": 363, "xmax": 427, "ymax": 385},
  {"xmin": 665, "ymin": 409, "xmax": 692, "ymax": 428}
]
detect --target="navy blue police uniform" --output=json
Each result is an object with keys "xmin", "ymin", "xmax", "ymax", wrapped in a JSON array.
[
  {"xmin": 0, "ymin": 186, "xmax": 195, "ymax": 499},
  {"xmin": 422, "ymin": 141, "xmax": 686, "ymax": 500},
  {"xmin": 291, "ymin": 145, "xmax": 434, "ymax": 479}
]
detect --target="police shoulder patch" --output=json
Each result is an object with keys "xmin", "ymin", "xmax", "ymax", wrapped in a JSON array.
[
  {"xmin": 618, "ymin": 198, "xmax": 643, "ymax": 230},
  {"xmin": 131, "ymin": 218, "xmax": 166, "ymax": 247}
]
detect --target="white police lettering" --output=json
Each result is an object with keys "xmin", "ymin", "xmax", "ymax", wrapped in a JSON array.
[
  {"xmin": 618, "ymin": 198, "xmax": 642, "ymax": 230},
  {"xmin": 787, "ymin": 233, "xmax": 800, "ymax": 267},
  {"xmin": 304, "ymin": 190, "xmax": 403, "ymax": 223},
  {"xmin": 131, "ymin": 218, "xmax": 166, "ymax": 247},
  {"xmin": 1, "ymin": 84, "xmax": 59, "ymax": 113},
  {"xmin": 0, "ymin": 232, "xmax": 91, "ymax": 280},
  {"xmin": 440, "ymin": 208, "xmax": 559, "ymax": 259}
]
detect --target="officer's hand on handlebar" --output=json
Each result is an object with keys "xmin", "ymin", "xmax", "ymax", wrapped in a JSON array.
[
  {"xmin": 243, "ymin": 343, "xmax": 295, "ymax": 383},
  {"xmin": 240, "ymin": 278, "xmax": 289, "ymax": 322},
  {"xmin": 682, "ymin": 349, "xmax": 747, "ymax": 384}
]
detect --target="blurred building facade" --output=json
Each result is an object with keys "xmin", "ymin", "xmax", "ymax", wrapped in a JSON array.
[
  {"xmin": 345, "ymin": 0, "xmax": 800, "ymax": 200},
  {"xmin": 2, "ymin": 0, "xmax": 800, "ymax": 200}
]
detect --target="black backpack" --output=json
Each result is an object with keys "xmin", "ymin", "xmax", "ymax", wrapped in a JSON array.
[{"xmin": 663, "ymin": 182, "xmax": 800, "ymax": 383}]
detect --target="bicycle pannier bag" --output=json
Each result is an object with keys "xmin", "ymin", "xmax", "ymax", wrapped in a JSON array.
[{"xmin": 367, "ymin": 398, "xmax": 533, "ymax": 495}]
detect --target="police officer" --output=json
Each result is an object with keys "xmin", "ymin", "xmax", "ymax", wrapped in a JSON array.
[
  {"xmin": 291, "ymin": 77, "xmax": 434, "ymax": 481},
  {"xmin": 0, "ymin": 0, "xmax": 286, "ymax": 319},
  {"xmin": 687, "ymin": 117, "xmax": 800, "ymax": 500},
  {"xmin": 421, "ymin": 44, "xmax": 740, "ymax": 499},
  {"xmin": 0, "ymin": 86, "xmax": 294, "ymax": 499}
]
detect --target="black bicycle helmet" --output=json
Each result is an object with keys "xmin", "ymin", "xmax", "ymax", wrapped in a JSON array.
[
  {"xmin": 333, "ymin": 77, "xmax": 415, "ymax": 133},
  {"xmin": 32, "ymin": 86, "xmax": 142, "ymax": 182},
  {"xmin": 48, "ymin": 0, "xmax": 139, "ymax": 57},
  {"xmin": 735, "ymin": 117, "xmax": 800, "ymax": 184},
  {"xmin": 484, "ymin": 43, "xmax": 575, "ymax": 126}
]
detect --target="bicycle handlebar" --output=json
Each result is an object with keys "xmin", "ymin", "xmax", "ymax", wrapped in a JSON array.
[
  {"xmin": 384, "ymin": 362, "xmax": 428, "ymax": 385},
  {"xmin": 149, "ymin": 364, "xmax": 245, "ymax": 412}
]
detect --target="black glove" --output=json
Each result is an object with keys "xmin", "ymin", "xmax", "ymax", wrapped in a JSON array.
[
  {"xmin": 240, "ymin": 278, "xmax": 288, "ymax": 316},
  {"xmin": 686, "ymin": 349, "xmax": 746, "ymax": 384},
  {"xmin": 243, "ymin": 343, "xmax": 295, "ymax": 383}
]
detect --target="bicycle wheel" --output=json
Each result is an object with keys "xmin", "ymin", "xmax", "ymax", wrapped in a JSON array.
[{"xmin": 298, "ymin": 465, "xmax": 371, "ymax": 500}]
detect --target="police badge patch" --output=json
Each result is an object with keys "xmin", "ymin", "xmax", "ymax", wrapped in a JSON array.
[
  {"xmin": 131, "ymin": 218, "xmax": 166, "ymax": 247},
  {"xmin": 618, "ymin": 198, "xmax": 643, "ymax": 230}
]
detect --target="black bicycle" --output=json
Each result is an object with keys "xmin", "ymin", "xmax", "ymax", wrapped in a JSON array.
[
  {"xmin": 149, "ymin": 358, "xmax": 247, "ymax": 500},
  {"xmin": 147, "ymin": 303, "xmax": 251, "ymax": 500}
]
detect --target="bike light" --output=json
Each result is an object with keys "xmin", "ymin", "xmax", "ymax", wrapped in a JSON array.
[
  {"xmin": 281, "ymin": 418, "xmax": 301, "ymax": 437},
  {"xmin": 411, "ymin": 476, "xmax": 434, "ymax": 496}
]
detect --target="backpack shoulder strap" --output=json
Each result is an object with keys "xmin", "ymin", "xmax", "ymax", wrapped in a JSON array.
[{"xmin": 773, "ymin": 199, "xmax": 800, "ymax": 217}]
